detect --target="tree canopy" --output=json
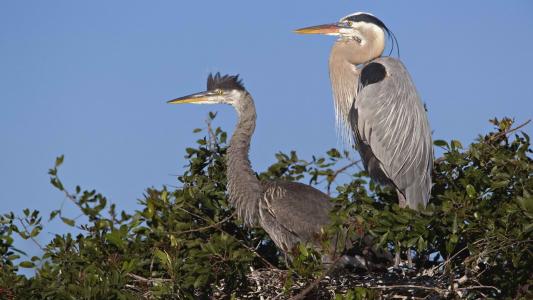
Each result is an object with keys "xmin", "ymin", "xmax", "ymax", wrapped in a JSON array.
[{"xmin": 1, "ymin": 116, "xmax": 531, "ymax": 299}]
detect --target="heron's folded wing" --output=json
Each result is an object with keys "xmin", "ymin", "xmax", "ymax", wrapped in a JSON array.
[
  {"xmin": 352, "ymin": 57, "xmax": 433, "ymax": 206},
  {"xmin": 260, "ymin": 181, "xmax": 333, "ymax": 248}
]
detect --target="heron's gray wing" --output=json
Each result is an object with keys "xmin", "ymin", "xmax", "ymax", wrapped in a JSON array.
[
  {"xmin": 259, "ymin": 181, "xmax": 333, "ymax": 252},
  {"xmin": 351, "ymin": 57, "xmax": 433, "ymax": 209}
]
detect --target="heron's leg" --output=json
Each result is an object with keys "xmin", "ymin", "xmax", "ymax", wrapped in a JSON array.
[
  {"xmin": 394, "ymin": 241, "xmax": 401, "ymax": 268},
  {"xmin": 407, "ymin": 248, "xmax": 413, "ymax": 268},
  {"xmin": 394, "ymin": 252, "xmax": 400, "ymax": 268},
  {"xmin": 397, "ymin": 189, "xmax": 407, "ymax": 208}
]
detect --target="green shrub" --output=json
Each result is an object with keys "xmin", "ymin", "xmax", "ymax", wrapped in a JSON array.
[{"xmin": 0, "ymin": 116, "xmax": 531, "ymax": 299}]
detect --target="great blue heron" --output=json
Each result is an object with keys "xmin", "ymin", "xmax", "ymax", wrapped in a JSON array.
[
  {"xmin": 168, "ymin": 73, "xmax": 385, "ymax": 268},
  {"xmin": 295, "ymin": 12, "xmax": 433, "ymax": 211}
]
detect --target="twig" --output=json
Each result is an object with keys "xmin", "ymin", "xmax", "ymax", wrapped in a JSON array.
[
  {"xmin": 373, "ymin": 284, "xmax": 445, "ymax": 293},
  {"xmin": 173, "ymin": 213, "xmax": 235, "ymax": 235},
  {"xmin": 17, "ymin": 217, "xmax": 44, "ymax": 251},
  {"xmin": 176, "ymin": 207, "xmax": 278, "ymax": 269},
  {"xmin": 430, "ymin": 245, "xmax": 469, "ymax": 273},
  {"xmin": 488, "ymin": 119, "xmax": 531, "ymax": 142},
  {"xmin": 127, "ymin": 273, "xmax": 172, "ymax": 283},
  {"xmin": 457, "ymin": 285, "xmax": 500, "ymax": 293},
  {"xmin": 289, "ymin": 256, "xmax": 343, "ymax": 300},
  {"xmin": 226, "ymin": 231, "xmax": 279, "ymax": 270},
  {"xmin": 176, "ymin": 207, "xmax": 211, "ymax": 223},
  {"xmin": 326, "ymin": 160, "xmax": 361, "ymax": 195},
  {"xmin": 206, "ymin": 116, "xmax": 218, "ymax": 151}
]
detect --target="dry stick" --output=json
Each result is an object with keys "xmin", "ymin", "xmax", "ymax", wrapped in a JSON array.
[
  {"xmin": 457, "ymin": 285, "xmax": 500, "ymax": 293},
  {"xmin": 127, "ymin": 273, "xmax": 172, "ymax": 283},
  {"xmin": 288, "ymin": 256, "xmax": 343, "ymax": 300},
  {"xmin": 430, "ymin": 244, "xmax": 469, "ymax": 273},
  {"xmin": 465, "ymin": 239, "xmax": 532, "ymax": 266},
  {"xmin": 373, "ymin": 284, "xmax": 446, "ymax": 294},
  {"xmin": 290, "ymin": 257, "xmax": 501, "ymax": 299}
]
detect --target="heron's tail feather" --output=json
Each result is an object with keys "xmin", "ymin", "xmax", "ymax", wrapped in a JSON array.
[{"xmin": 404, "ymin": 184, "xmax": 429, "ymax": 211}]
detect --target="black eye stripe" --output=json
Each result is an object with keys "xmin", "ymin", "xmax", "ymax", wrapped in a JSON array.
[{"xmin": 341, "ymin": 14, "xmax": 387, "ymax": 31}]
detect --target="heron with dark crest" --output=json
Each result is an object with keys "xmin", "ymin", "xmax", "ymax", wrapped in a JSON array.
[
  {"xmin": 295, "ymin": 12, "xmax": 433, "ymax": 211},
  {"xmin": 168, "ymin": 73, "xmax": 387, "ymax": 268}
]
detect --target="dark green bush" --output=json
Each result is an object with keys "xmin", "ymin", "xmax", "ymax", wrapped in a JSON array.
[{"xmin": 0, "ymin": 116, "xmax": 531, "ymax": 299}]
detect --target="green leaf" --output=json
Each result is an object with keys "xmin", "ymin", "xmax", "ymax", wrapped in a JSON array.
[
  {"xmin": 49, "ymin": 210, "xmax": 60, "ymax": 221},
  {"xmin": 491, "ymin": 180, "xmax": 510, "ymax": 189},
  {"xmin": 106, "ymin": 231, "xmax": 125, "ymax": 249},
  {"xmin": 517, "ymin": 196, "xmax": 533, "ymax": 218},
  {"xmin": 61, "ymin": 217, "xmax": 75, "ymax": 227},
  {"xmin": 298, "ymin": 243, "xmax": 309, "ymax": 257},
  {"xmin": 452, "ymin": 213, "xmax": 458, "ymax": 234},
  {"xmin": 50, "ymin": 178, "xmax": 64, "ymax": 191},
  {"xmin": 154, "ymin": 249, "xmax": 172, "ymax": 271},
  {"xmin": 377, "ymin": 231, "xmax": 389, "ymax": 248},
  {"xmin": 417, "ymin": 237, "xmax": 427, "ymax": 251},
  {"xmin": 466, "ymin": 184, "xmax": 476, "ymax": 198},
  {"xmin": 30, "ymin": 226, "xmax": 41, "ymax": 238},
  {"xmin": 55, "ymin": 155, "xmax": 64, "ymax": 167},
  {"xmin": 450, "ymin": 234, "xmax": 458, "ymax": 244},
  {"xmin": 19, "ymin": 261, "xmax": 35, "ymax": 268},
  {"xmin": 220, "ymin": 132, "xmax": 227, "ymax": 144},
  {"xmin": 451, "ymin": 140, "xmax": 463, "ymax": 149},
  {"xmin": 433, "ymin": 140, "xmax": 448, "ymax": 147}
]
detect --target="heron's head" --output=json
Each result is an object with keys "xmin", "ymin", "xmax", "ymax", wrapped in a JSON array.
[
  {"xmin": 167, "ymin": 73, "xmax": 247, "ymax": 106},
  {"xmin": 294, "ymin": 12, "xmax": 399, "ymax": 63}
]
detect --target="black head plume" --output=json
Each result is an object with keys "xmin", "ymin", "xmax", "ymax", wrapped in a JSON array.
[
  {"xmin": 207, "ymin": 73, "xmax": 245, "ymax": 92},
  {"xmin": 341, "ymin": 12, "xmax": 400, "ymax": 57}
]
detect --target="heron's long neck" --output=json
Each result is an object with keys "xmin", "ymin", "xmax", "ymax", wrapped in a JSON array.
[
  {"xmin": 226, "ymin": 93, "xmax": 263, "ymax": 227},
  {"xmin": 329, "ymin": 43, "xmax": 360, "ymax": 147}
]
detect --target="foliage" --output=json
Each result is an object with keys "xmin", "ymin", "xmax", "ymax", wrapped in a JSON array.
[{"xmin": 0, "ymin": 116, "xmax": 531, "ymax": 299}]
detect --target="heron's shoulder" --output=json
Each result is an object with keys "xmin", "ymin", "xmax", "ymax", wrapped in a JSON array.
[{"xmin": 371, "ymin": 57, "xmax": 408, "ymax": 72}]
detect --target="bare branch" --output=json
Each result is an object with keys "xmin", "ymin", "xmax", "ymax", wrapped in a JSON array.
[
  {"xmin": 488, "ymin": 119, "xmax": 531, "ymax": 142},
  {"xmin": 326, "ymin": 160, "xmax": 361, "ymax": 195}
]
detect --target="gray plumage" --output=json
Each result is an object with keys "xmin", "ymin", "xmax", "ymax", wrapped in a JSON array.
[
  {"xmin": 296, "ymin": 12, "xmax": 433, "ymax": 210},
  {"xmin": 351, "ymin": 57, "xmax": 432, "ymax": 209},
  {"xmin": 168, "ymin": 73, "xmax": 334, "ymax": 256}
]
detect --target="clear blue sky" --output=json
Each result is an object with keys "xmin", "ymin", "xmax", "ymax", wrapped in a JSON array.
[{"xmin": 1, "ymin": 1, "xmax": 532, "ymax": 259}]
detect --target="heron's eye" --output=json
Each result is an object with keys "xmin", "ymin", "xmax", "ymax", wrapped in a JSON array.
[
  {"xmin": 345, "ymin": 21, "xmax": 353, "ymax": 27},
  {"xmin": 215, "ymin": 89, "xmax": 223, "ymax": 95}
]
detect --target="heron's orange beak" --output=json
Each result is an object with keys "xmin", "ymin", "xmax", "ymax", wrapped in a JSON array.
[
  {"xmin": 293, "ymin": 23, "xmax": 342, "ymax": 35},
  {"xmin": 167, "ymin": 91, "xmax": 211, "ymax": 104}
]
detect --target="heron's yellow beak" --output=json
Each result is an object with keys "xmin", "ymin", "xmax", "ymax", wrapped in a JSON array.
[
  {"xmin": 167, "ymin": 91, "xmax": 211, "ymax": 104},
  {"xmin": 294, "ymin": 23, "xmax": 342, "ymax": 35}
]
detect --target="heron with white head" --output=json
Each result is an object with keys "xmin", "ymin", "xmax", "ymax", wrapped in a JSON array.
[{"xmin": 295, "ymin": 12, "xmax": 433, "ymax": 211}]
